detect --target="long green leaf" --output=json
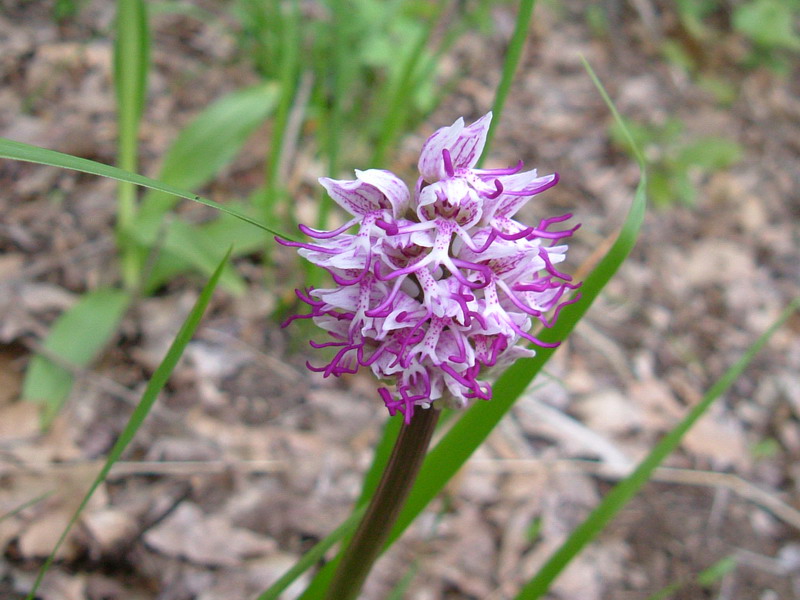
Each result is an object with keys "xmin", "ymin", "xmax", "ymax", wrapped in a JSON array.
[
  {"xmin": 22, "ymin": 288, "xmax": 130, "ymax": 427},
  {"xmin": 0, "ymin": 138, "xmax": 297, "ymax": 240},
  {"xmin": 290, "ymin": 57, "xmax": 648, "ymax": 599},
  {"xmin": 148, "ymin": 219, "xmax": 247, "ymax": 295},
  {"xmin": 138, "ymin": 81, "xmax": 280, "ymax": 219},
  {"xmin": 114, "ymin": 0, "xmax": 150, "ymax": 288},
  {"xmin": 144, "ymin": 205, "xmax": 267, "ymax": 293},
  {"xmin": 516, "ymin": 298, "xmax": 799, "ymax": 598},
  {"xmin": 25, "ymin": 248, "xmax": 232, "ymax": 600}
]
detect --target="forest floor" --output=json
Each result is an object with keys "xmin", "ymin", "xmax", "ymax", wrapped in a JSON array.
[{"xmin": 1, "ymin": 1, "xmax": 799, "ymax": 599}]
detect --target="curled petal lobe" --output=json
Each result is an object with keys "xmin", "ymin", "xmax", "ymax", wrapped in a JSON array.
[
  {"xmin": 319, "ymin": 170, "xmax": 407, "ymax": 218},
  {"xmin": 418, "ymin": 117, "xmax": 465, "ymax": 182},
  {"xmin": 417, "ymin": 112, "xmax": 494, "ymax": 183},
  {"xmin": 354, "ymin": 169, "xmax": 410, "ymax": 218},
  {"xmin": 447, "ymin": 111, "xmax": 492, "ymax": 171}
]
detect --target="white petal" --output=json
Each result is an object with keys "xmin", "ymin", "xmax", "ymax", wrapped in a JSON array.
[
  {"xmin": 448, "ymin": 112, "xmax": 492, "ymax": 170},
  {"xmin": 354, "ymin": 169, "xmax": 410, "ymax": 218},
  {"xmin": 417, "ymin": 117, "xmax": 465, "ymax": 182}
]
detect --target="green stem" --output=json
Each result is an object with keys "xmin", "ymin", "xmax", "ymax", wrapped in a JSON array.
[{"xmin": 324, "ymin": 408, "xmax": 440, "ymax": 600}]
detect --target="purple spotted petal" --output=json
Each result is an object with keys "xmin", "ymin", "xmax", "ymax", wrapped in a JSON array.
[
  {"xmin": 417, "ymin": 117, "xmax": 465, "ymax": 182},
  {"xmin": 353, "ymin": 169, "xmax": 410, "ymax": 218},
  {"xmin": 320, "ymin": 171, "xmax": 404, "ymax": 218},
  {"xmin": 417, "ymin": 113, "xmax": 494, "ymax": 183},
  {"xmin": 447, "ymin": 111, "xmax": 492, "ymax": 171}
]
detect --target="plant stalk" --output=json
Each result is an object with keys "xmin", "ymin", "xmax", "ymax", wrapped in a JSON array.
[{"xmin": 324, "ymin": 407, "xmax": 440, "ymax": 600}]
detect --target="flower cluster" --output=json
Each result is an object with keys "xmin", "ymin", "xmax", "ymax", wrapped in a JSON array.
[{"xmin": 279, "ymin": 112, "xmax": 580, "ymax": 423}]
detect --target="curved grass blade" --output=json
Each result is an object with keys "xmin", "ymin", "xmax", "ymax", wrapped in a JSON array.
[
  {"xmin": 290, "ymin": 56, "xmax": 648, "ymax": 599},
  {"xmin": 516, "ymin": 298, "xmax": 799, "ymax": 598},
  {"xmin": 255, "ymin": 506, "xmax": 366, "ymax": 600},
  {"xmin": 0, "ymin": 138, "xmax": 298, "ymax": 241},
  {"xmin": 645, "ymin": 555, "xmax": 736, "ymax": 600},
  {"xmin": 0, "ymin": 491, "xmax": 55, "ymax": 523},
  {"xmin": 24, "ymin": 248, "xmax": 232, "ymax": 600}
]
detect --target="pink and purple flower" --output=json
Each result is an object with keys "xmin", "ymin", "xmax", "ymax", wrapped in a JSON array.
[{"xmin": 278, "ymin": 112, "xmax": 580, "ymax": 423}]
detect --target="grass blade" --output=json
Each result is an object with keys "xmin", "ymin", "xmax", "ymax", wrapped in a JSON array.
[
  {"xmin": 143, "ymin": 203, "xmax": 267, "ymax": 292},
  {"xmin": 0, "ymin": 491, "xmax": 56, "ymax": 523},
  {"xmin": 148, "ymin": 219, "xmax": 247, "ymax": 295},
  {"xmin": 22, "ymin": 288, "xmax": 130, "ymax": 427},
  {"xmin": 24, "ymin": 248, "xmax": 232, "ymax": 600},
  {"xmin": 255, "ymin": 506, "xmax": 366, "ymax": 600},
  {"xmin": 114, "ymin": 0, "xmax": 150, "ymax": 288},
  {"xmin": 0, "ymin": 137, "xmax": 297, "ymax": 240},
  {"xmin": 132, "ymin": 81, "xmax": 279, "ymax": 286},
  {"xmin": 516, "ymin": 299, "xmax": 799, "ymax": 598}
]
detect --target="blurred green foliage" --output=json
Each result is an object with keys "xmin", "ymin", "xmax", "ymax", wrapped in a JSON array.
[
  {"xmin": 673, "ymin": 0, "xmax": 800, "ymax": 73},
  {"xmin": 610, "ymin": 117, "xmax": 742, "ymax": 208},
  {"xmin": 231, "ymin": 0, "xmax": 501, "ymax": 176}
]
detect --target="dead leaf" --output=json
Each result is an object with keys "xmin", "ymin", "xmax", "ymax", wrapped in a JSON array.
[
  {"xmin": 0, "ymin": 402, "xmax": 39, "ymax": 440},
  {"xmin": 682, "ymin": 406, "xmax": 751, "ymax": 470},
  {"xmin": 143, "ymin": 502, "xmax": 276, "ymax": 567},
  {"xmin": 81, "ymin": 508, "xmax": 139, "ymax": 554}
]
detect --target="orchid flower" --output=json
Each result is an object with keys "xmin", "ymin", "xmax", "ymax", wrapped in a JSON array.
[{"xmin": 278, "ymin": 112, "xmax": 580, "ymax": 423}]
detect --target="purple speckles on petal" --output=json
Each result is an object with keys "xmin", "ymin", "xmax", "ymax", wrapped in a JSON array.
[
  {"xmin": 447, "ymin": 111, "xmax": 492, "ymax": 170},
  {"xmin": 418, "ymin": 117, "xmax": 465, "ymax": 182},
  {"xmin": 278, "ymin": 111, "xmax": 579, "ymax": 421}
]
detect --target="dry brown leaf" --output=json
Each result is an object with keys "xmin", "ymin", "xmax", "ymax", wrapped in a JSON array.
[
  {"xmin": 0, "ymin": 402, "xmax": 39, "ymax": 440},
  {"xmin": 682, "ymin": 407, "xmax": 751, "ymax": 470},
  {"xmin": 143, "ymin": 502, "xmax": 276, "ymax": 567},
  {"xmin": 80, "ymin": 508, "xmax": 139, "ymax": 554},
  {"xmin": 573, "ymin": 388, "xmax": 644, "ymax": 435},
  {"xmin": 17, "ymin": 507, "xmax": 79, "ymax": 560}
]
